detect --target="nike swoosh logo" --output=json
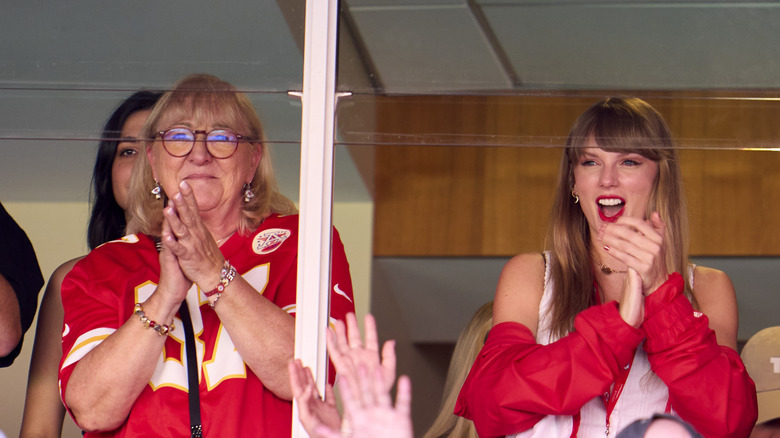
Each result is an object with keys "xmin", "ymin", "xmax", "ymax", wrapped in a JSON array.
[{"xmin": 334, "ymin": 283, "xmax": 352, "ymax": 303}]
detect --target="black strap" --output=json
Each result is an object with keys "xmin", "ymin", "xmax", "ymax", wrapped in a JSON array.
[{"xmin": 179, "ymin": 302, "xmax": 203, "ymax": 437}]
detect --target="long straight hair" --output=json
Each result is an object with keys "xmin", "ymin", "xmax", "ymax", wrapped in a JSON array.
[
  {"xmin": 87, "ymin": 91, "xmax": 162, "ymax": 249},
  {"xmin": 546, "ymin": 97, "xmax": 691, "ymax": 338}
]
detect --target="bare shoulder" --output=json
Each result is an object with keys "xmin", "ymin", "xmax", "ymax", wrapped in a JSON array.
[
  {"xmin": 693, "ymin": 265, "xmax": 734, "ymax": 292},
  {"xmin": 49, "ymin": 256, "xmax": 84, "ymax": 288},
  {"xmin": 692, "ymin": 265, "xmax": 738, "ymax": 350},
  {"xmin": 493, "ymin": 253, "xmax": 546, "ymax": 335}
]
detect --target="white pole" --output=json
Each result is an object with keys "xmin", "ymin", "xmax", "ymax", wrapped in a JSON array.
[{"xmin": 292, "ymin": 0, "xmax": 339, "ymax": 437}]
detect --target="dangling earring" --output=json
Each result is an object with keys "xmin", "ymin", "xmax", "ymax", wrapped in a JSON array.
[
  {"xmin": 571, "ymin": 189, "xmax": 579, "ymax": 204},
  {"xmin": 151, "ymin": 180, "xmax": 162, "ymax": 200},
  {"xmin": 243, "ymin": 182, "xmax": 255, "ymax": 203}
]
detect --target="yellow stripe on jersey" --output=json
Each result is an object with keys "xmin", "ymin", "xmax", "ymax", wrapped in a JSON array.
[{"xmin": 60, "ymin": 327, "xmax": 116, "ymax": 371}]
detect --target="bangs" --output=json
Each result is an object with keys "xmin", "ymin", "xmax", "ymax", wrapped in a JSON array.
[
  {"xmin": 566, "ymin": 98, "xmax": 674, "ymax": 162},
  {"xmin": 161, "ymin": 91, "xmax": 258, "ymax": 140},
  {"xmin": 144, "ymin": 74, "xmax": 264, "ymax": 142}
]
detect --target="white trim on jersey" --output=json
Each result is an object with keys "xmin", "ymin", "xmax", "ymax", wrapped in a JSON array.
[{"xmin": 61, "ymin": 327, "xmax": 116, "ymax": 370}]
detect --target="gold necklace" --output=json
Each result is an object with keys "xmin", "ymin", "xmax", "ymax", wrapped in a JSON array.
[
  {"xmin": 596, "ymin": 260, "xmax": 627, "ymax": 274},
  {"xmin": 216, "ymin": 231, "xmax": 237, "ymax": 246}
]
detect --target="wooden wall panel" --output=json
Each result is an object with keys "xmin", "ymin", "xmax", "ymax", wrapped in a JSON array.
[
  {"xmin": 368, "ymin": 93, "xmax": 780, "ymax": 256},
  {"xmin": 373, "ymin": 145, "xmax": 559, "ymax": 256},
  {"xmin": 682, "ymin": 149, "xmax": 780, "ymax": 255}
]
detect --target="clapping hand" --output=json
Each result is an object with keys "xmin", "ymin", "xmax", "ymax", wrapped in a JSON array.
[
  {"xmin": 600, "ymin": 212, "xmax": 668, "ymax": 327},
  {"xmin": 600, "ymin": 212, "xmax": 668, "ymax": 295}
]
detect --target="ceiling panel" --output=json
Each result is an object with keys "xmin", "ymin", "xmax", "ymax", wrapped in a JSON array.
[
  {"xmin": 348, "ymin": 0, "xmax": 466, "ymax": 7},
  {"xmin": 0, "ymin": 0, "xmax": 303, "ymax": 90},
  {"xmin": 349, "ymin": 4, "xmax": 511, "ymax": 92},
  {"xmin": 481, "ymin": 3, "xmax": 780, "ymax": 89}
]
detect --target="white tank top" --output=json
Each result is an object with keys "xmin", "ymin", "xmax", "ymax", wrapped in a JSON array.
[{"xmin": 509, "ymin": 253, "xmax": 692, "ymax": 438}]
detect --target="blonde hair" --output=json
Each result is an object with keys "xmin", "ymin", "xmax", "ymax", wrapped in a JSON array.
[
  {"xmin": 546, "ymin": 97, "xmax": 692, "ymax": 338},
  {"xmin": 424, "ymin": 302, "xmax": 493, "ymax": 438},
  {"xmin": 126, "ymin": 74, "xmax": 296, "ymax": 236}
]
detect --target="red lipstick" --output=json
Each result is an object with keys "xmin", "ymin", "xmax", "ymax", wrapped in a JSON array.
[{"xmin": 597, "ymin": 196, "xmax": 625, "ymax": 223}]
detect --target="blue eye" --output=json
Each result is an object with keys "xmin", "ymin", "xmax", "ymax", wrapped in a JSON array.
[
  {"xmin": 164, "ymin": 129, "xmax": 194, "ymax": 141},
  {"xmin": 208, "ymin": 130, "xmax": 236, "ymax": 142}
]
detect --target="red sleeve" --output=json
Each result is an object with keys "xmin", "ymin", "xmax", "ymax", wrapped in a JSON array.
[
  {"xmin": 58, "ymin": 250, "xmax": 126, "ymax": 419},
  {"xmin": 455, "ymin": 302, "xmax": 644, "ymax": 437},
  {"xmin": 329, "ymin": 227, "xmax": 355, "ymax": 325},
  {"xmin": 326, "ymin": 227, "xmax": 356, "ymax": 384},
  {"xmin": 642, "ymin": 272, "xmax": 758, "ymax": 438}
]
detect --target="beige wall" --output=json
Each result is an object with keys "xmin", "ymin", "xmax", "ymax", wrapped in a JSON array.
[
  {"xmin": 333, "ymin": 202, "xmax": 373, "ymax": 328},
  {"xmin": 0, "ymin": 201, "xmax": 373, "ymax": 437}
]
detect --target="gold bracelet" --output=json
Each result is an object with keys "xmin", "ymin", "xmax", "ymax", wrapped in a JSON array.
[{"xmin": 133, "ymin": 303, "xmax": 175, "ymax": 336}]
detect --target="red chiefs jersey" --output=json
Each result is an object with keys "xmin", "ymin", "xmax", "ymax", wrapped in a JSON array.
[{"xmin": 59, "ymin": 213, "xmax": 355, "ymax": 437}]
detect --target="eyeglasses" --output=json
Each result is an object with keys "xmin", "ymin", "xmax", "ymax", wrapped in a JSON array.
[{"xmin": 158, "ymin": 128, "xmax": 244, "ymax": 159}]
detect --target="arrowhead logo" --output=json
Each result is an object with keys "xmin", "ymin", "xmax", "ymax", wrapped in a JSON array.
[{"xmin": 253, "ymin": 229, "xmax": 291, "ymax": 255}]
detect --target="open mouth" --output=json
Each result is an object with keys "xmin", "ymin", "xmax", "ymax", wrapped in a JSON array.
[{"xmin": 597, "ymin": 196, "xmax": 625, "ymax": 223}]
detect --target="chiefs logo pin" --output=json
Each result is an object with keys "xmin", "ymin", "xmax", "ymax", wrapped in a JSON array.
[{"xmin": 253, "ymin": 228, "xmax": 291, "ymax": 255}]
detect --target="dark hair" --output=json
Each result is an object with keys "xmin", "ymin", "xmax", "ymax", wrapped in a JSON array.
[{"xmin": 87, "ymin": 91, "xmax": 162, "ymax": 249}]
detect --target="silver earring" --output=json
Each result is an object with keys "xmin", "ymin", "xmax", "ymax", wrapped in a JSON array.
[
  {"xmin": 243, "ymin": 183, "xmax": 255, "ymax": 203},
  {"xmin": 571, "ymin": 189, "xmax": 579, "ymax": 204},
  {"xmin": 151, "ymin": 180, "xmax": 162, "ymax": 200}
]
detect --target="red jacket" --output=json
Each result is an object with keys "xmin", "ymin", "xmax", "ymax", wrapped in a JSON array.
[{"xmin": 455, "ymin": 273, "xmax": 757, "ymax": 438}]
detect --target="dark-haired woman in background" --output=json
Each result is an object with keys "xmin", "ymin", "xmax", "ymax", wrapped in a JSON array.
[{"xmin": 21, "ymin": 91, "xmax": 162, "ymax": 437}]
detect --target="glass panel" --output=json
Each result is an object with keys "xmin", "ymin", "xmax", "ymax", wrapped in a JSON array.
[
  {"xmin": 0, "ymin": 2, "xmax": 305, "ymax": 437},
  {"xmin": 335, "ymin": 1, "xmax": 780, "ymax": 434}
]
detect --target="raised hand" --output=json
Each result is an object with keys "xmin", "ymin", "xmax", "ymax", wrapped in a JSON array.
[
  {"xmin": 315, "ymin": 366, "xmax": 413, "ymax": 438},
  {"xmin": 288, "ymin": 359, "xmax": 341, "ymax": 435},
  {"xmin": 327, "ymin": 313, "xmax": 396, "ymax": 393},
  {"xmin": 290, "ymin": 313, "xmax": 412, "ymax": 438}
]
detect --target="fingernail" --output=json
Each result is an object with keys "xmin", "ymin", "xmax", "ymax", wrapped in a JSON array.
[{"xmin": 603, "ymin": 245, "xmax": 610, "ymax": 252}]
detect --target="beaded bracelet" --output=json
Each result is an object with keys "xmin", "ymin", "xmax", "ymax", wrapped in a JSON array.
[
  {"xmin": 133, "ymin": 303, "xmax": 175, "ymax": 336},
  {"xmin": 204, "ymin": 261, "xmax": 237, "ymax": 298},
  {"xmin": 209, "ymin": 293, "xmax": 222, "ymax": 310}
]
